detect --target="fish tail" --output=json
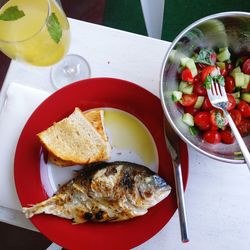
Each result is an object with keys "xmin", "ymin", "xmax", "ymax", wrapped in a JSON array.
[{"xmin": 23, "ymin": 195, "xmax": 63, "ymax": 218}]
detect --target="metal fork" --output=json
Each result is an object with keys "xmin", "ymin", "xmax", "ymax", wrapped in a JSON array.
[{"xmin": 207, "ymin": 81, "xmax": 250, "ymax": 170}]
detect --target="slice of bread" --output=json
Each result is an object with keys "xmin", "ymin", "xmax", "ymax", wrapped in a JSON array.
[
  {"xmin": 38, "ymin": 108, "xmax": 111, "ymax": 166},
  {"xmin": 47, "ymin": 109, "xmax": 110, "ymax": 166},
  {"xmin": 84, "ymin": 109, "xmax": 108, "ymax": 142}
]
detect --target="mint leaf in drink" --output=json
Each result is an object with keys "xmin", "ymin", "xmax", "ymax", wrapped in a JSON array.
[
  {"xmin": 47, "ymin": 13, "xmax": 62, "ymax": 44},
  {"xmin": 0, "ymin": 6, "xmax": 25, "ymax": 21}
]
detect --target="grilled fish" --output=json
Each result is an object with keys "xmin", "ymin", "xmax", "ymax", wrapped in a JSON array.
[{"xmin": 23, "ymin": 161, "xmax": 171, "ymax": 223}]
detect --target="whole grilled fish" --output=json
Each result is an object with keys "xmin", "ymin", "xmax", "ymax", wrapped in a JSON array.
[{"xmin": 23, "ymin": 161, "xmax": 171, "ymax": 223}]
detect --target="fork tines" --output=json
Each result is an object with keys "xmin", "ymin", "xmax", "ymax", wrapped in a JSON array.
[{"xmin": 207, "ymin": 80, "xmax": 228, "ymax": 103}]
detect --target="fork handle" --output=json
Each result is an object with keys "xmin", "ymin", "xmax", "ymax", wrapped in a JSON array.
[
  {"xmin": 173, "ymin": 162, "xmax": 189, "ymax": 243},
  {"xmin": 225, "ymin": 111, "xmax": 250, "ymax": 170}
]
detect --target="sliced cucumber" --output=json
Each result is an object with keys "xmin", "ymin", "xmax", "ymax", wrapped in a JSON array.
[
  {"xmin": 216, "ymin": 47, "xmax": 231, "ymax": 62},
  {"xmin": 241, "ymin": 93, "xmax": 250, "ymax": 103},
  {"xmin": 194, "ymin": 96, "xmax": 205, "ymax": 109},
  {"xmin": 179, "ymin": 81, "xmax": 189, "ymax": 91},
  {"xmin": 235, "ymin": 98, "xmax": 240, "ymax": 105},
  {"xmin": 234, "ymin": 72, "xmax": 245, "ymax": 87},
  {"xmin": 231, "ymin": 92, "xmax": 241, "ymax": 99},
  {"xmin": 242, "ymin": 74, "xmax": 250, "ymax": 89},
  {"xmin": 169, "ymin": 50, "xmax": 177, "ymax": 63},
  {"xmin": 186, "ymin": 59, "xmax": 198, "ymax": 77},
  {"xmin": 230, "ymin": 66, "xmax": 241, "ymax": 78},
  {"xmin": 180, "ymin": 57, "xmax": 197, "ymax": 77},
  {"xmin": 183, "ymin": 85, "xmax": 193, "ymax": 94},
  {"xmin": 178, "ymin": 81, "xmax": 193, "ymax": 94},
  {"xmin": 182, "ymin": 113, "xmax": 194, "ymax": 126},
  {"xmin": 172, "ymin": 91, "xmax": 182, "ymax": 102},
  {"xmin": 216, "ymin": 62, "xmax": 226, "ymax": 70},
  {"xmin": 180, "ymin": 57, "xmax": 190, "ymax": 67},
  {"xmin": 232, "ymin": 66, "xmax": 241, "ymax": 73}
]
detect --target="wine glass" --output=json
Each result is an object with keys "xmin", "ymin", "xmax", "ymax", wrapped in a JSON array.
[{"xmin": 0, "ymin": 0, "xmax": 90, "ymax": 89}]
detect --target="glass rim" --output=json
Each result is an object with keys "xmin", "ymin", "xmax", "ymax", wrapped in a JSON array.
[{"xmin": 0, "ymin": 0, "xmax": 51, "ymax": 44}]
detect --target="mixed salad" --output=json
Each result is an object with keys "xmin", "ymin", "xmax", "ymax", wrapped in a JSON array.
[{"xmin": 172, "ymin": 47, "xmax": 250, "ymax": 144}]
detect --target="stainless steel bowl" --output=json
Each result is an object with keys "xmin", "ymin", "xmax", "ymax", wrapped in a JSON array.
[{"xmin": 160, "ymin": 12, "xmax": 250, "ymax": 163}]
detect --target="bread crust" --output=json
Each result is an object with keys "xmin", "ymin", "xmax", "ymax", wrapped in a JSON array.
[{"xmin": 38, "ymin": 108, "xmax": 111, "ymax": 166}]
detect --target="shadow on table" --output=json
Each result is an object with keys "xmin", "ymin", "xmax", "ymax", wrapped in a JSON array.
[{"xmin": 0, "ymin": 222, "xmax": 52, "ymax": 250}]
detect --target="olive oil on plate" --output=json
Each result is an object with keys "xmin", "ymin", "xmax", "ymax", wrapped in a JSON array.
[{"xmin": 104, "ymin": 108, "xmax": 158, "ymax": 171}]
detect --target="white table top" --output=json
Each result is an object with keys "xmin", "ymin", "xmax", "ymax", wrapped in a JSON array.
[{"xmin": 1, "ymin": 18, "xmax": 250, "ymax": 250}]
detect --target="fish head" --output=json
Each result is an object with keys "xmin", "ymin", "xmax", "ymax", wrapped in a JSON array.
[{"xmin": 136, "ymin": 174, "xmax": 171, "ymax": 207}]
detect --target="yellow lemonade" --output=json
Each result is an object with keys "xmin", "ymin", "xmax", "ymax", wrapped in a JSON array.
[{"xmin": 0, "ymin": 0, "xmax": 70, "ymax": 66}]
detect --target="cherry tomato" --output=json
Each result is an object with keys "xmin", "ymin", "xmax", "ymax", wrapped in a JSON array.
[
  {"xmin": 210, "ymin": 125, "xmax": 219, "ymax": 131},
  {"xmin": 193, "ymin": 74, "xmax": 201, "ymax": 84},
  {"xmin": 203, "ymin": 130, "xmax": 221, "ymax": 144},
  {"xmin": 210, "ymin": 109, "xmax": 218, "ymax": 127},
  {"xmin": 193, "ymin": 82, "xmax": 207, "ymax": 96},
  {"xmin": 220, "ymin": 129, "xmax": 235, "ymax": 144},
  {"xmin": 237, "ymin": 100, "xmax": 250, "ymax": 118},
  {"xmin": 181, "ymin": 67, "xmax": 194, "ymax": 82},
  {"xmin": 242, "ymin": 58, "xmax": 250, "ymax": 75},
  {"xmin": 237, "ymin": 119, "xmax": 250, "ymax": 136},
  {"xmin": 184, "ymin": 106, "xmax": 199, "ymax": 116},
  {"xmin": 202, "ymin": 97, "xmax": 213, "ymax": 111},
  {"xmin": 210, "ymin": 109, "xmax": 225, "ymax": 128},
  {"xmin": 201, "ymin": 66, "xmax": 217, "ymax": 82},
  {"xmin": 226, "ymin": 94, "xmax": 236, "ymax": 111},
  {"xmin": 194, "ymin": 111, "xmax": 211, "ymax": 130},
  {"xmin": 220, "ymin": 68, "xmax": 228, "ymax": 77},
  {"xmin": 180, "ymin": 94, "xmax": 198, "ymax": 107},
  {"xmin": 225, "ymin": 76, "xmax": 235, "ymax": 93},
  {"xmin": 229, "ymin": 109, "xmax": 242, "ymax": 126}
]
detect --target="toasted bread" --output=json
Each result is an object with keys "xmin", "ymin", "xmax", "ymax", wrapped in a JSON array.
[
  {"xmin": 47, "ymin": 109, "xmax": 110, "ymax": 166},
  {"xmin": 38, "ymin": 108, "xmax": 111, "ymax": 166},
  {"xmin": 84, "ymin": 109, "xmax": 108, "ymax": 142}
]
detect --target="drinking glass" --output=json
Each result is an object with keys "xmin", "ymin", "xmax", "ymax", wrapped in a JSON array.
[{"xmin": 0, "ymin": 0, "xmax": 90, "ymax": 89}]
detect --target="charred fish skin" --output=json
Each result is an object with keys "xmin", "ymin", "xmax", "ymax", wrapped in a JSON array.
[{"xmin": 23, "ymin": 161, "xmax": 171, "ymax": 223}]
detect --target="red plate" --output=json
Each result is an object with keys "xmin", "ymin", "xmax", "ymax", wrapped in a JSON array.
[{"xmin": 14, "ymin": 78, "xmax": 188, "ymax": 250}]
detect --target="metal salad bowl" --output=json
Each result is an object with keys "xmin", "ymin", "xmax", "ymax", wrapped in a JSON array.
[{"xmin": 160, "ymin": 12, "xmax": 250, "ymax": 163}]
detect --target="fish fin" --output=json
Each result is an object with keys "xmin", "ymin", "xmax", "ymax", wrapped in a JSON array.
[{"xmin": 23, "ymin": 195, "xmax": 66, "ymax": 218}]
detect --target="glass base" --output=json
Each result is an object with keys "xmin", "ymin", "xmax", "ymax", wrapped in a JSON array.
[{"xmin": 50, "ymin": 54, "xmax": 91, "ymax": 89}]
